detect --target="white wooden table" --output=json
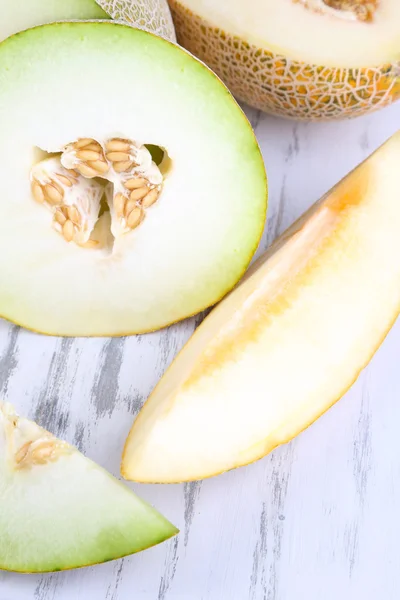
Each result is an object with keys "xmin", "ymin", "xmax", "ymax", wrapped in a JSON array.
[{"xmin": 1, "ymin": 102, "xmax": 399, "ymax": 600}]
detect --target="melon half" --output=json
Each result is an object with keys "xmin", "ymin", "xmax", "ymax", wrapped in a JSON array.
[
  {"xmin": 169, "ymin": 0, "xmax": 400, "ymax": 120},
  {"xmin": 122, "ymin": 132, "xmax": 400, "ymax": 483},
  {"xmin": 0, "ymin": 0, "xmax": 175, "ymax": 43},
  {"xmin": 0, "ymin": 403, "xmax": 177, "ymax": 572},
  {"xmin": 0, "ymin": 21, "xmax": 266, "ymax": 336}
]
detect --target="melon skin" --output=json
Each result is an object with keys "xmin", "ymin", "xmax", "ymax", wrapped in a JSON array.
[
  {"xmin": 169, "ymin": 0, "xmax": 400, "ymax": 121},
  {"xmin": 98, "ymin": 0, "xmax": 176, "ymax": 41}
]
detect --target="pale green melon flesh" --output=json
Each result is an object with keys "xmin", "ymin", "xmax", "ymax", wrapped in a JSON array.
[
  {"xmin": 0, "ymin": 22, "xmax": 266, "ymax": 336},
  {"xmin": 0, "ymin": 404, "xmax": 177, "ymax": 573},
  {"xmin": 0, "ymin": 0, "xmax": 108, "ymax": 41}
]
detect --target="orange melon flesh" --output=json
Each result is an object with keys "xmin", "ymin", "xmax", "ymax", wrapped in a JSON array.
[
  {"xmin": 122, "ymin": 131, "xmax": 400, "ymax": 483},
  {"xmin": 169, "ymin": 0, "xmax": 400, "ymax": 120}
]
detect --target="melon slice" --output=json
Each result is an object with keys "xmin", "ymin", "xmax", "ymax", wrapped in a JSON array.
[
  {"xmin": 169, "ymin": 0, "xmax": 400, "ymax": 120},
  {"xmin": 0, "ymin": 0, "xmax": 175, "ymax": 44},
  {"xmin": 0, "ymin": 21, "xmax": 266, "ymax": 336},
  {"xmin": 122, "ymin": 131, "xmax": 400, "ymax": 483},
  {"xmin": 0, "ymin": 403, "xmax": 177, "ymax": 573}
]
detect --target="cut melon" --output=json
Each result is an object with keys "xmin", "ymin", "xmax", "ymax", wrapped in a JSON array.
[
  {"xmin": 0, "ymin": 0, "xmax": 175, "ymax": 44},
  {"xmin": 122, "ymin": 131, "xmax": 400, "ymax": 483},
  {"xmin": 0, "ymin": 22, "xmax": 266, "ymax": 336},
  {"xmin": 0, "ymin": 403, "xmax": 177, "ymax": 572},
  {"xmin": 169, "ymin": 0, "xmax": 400, "ymax": 120}
]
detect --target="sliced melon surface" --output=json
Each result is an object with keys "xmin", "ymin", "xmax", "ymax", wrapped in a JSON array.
[
  {"xmin": 169, "ymin": 0, "xmax": 400, "ymax": 119},
  {"xmin": 0, "ymin": 403, "xmax": 177, "ymax": 573},
  {"xmin": 0, "ymin": 22, "xmax": 266, "ymax": 336},
  {"xmin": 122, "ymin": 132, "xmax": 400, "ymax": 483},
  {"xmin": 0, "ymin": 0, "xmax": 109, "ymax": 41}
]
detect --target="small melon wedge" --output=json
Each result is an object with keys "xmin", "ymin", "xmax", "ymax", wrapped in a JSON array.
[
  {"xmin": 122, "ymin": 131, "xmax": 400, "ymax": 483},
  {"xmin": 169, "ymin": 0, "xmax": 400, "ymax": 120},
  {"xmin": 0, "ymin": 22, "xmax": 266, "ymax": 336},
  {"xmin": 0, "ymin": 403, "xmax": 177, "ymax": 573}
]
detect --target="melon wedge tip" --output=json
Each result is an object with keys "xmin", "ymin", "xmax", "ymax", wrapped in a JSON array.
[{"xmin": 0, "ymin": 403, "xmax": 177, "ymax": 573}]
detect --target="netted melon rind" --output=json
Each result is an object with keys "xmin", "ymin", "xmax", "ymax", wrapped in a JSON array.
[
  {"xmin": 169, "ymin": 0, "xmax": 400, "ymax": 121},
  {"xmin": 98, "ymin": 0, "xmax": 176, "ymax": 41}
]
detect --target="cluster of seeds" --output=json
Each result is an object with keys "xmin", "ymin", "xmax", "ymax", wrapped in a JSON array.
[
  {"xmin": 65, "ymin": 138, "xmax": 109, "ymax": 178},
  {"xmin": 105, "ymin": 138, "xmax": 138, "ymax": 174},
  {"xmin": 30, "ymin": 169, "xmax": 88, "ymax": 243},
  {"xmin": 53, "ymin": 205, "xmax": 98, "ymax": 247},
  {"xmin": 15, "ymin": 438, "xmax": 69, "ymax": 469},
  {"xmin": 115, "ymin": 177, "xmax": 162, "ymax": 231},
  {"xmin": 31, "ymin": 136, "xmax": 164, "ymax": 246},
  {"xmin": 63, "ymin": 137, "xmax": 143, "ymax": 177},
  {"xmin": 297, "ymin": 0, "xmax": 378, "ymax": 21},
  {"xmin": 31, "ymin": 169, "xmax": 78, "ymax": 206},
  {"xmin": 323, "ymin": 0, "xmax": 378, "ymax": 22},
  {"xmin": 64, "ymin": 136, "xmax": 163, "ymax": 233}
]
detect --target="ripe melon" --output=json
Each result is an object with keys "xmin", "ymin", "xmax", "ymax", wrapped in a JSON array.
[
  {"xmin": 0, "ymin": 403, "xmax": 177, "ymax": 572},
  {"xmin": 0, "ymin": 0, "xmax": 175, "ymax": 43},
  {"xmin": 122, "ymin": 131, "xmax": 400, "ymax": 483},
  {"xmin": 0, "ymin": 21, "xmax": 266, "ymax": 336},
  {"xmin": 169, "ymin": 0, "xmax": 400, "ymax": 120}
]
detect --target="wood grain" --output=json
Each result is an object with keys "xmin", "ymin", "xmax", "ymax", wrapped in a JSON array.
[{"xmin": 1, "ymin": 103, "xmax": 399, "ymax": 600}]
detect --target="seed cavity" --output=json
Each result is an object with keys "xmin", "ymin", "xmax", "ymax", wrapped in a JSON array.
[
  {"xmin": 295, "ymin": 0, "xmax": 378, "ymax": 21},
  {"xmin": 1, "ymin": 403, "xmax": 71, "ymax": 470},
  {"xmin": 30, "ymin": 158, "xmax": 105, "ymax": 246},
  {"xmin": 31, "ymin": 137, "xmax": 165, "ymax": 248}
]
